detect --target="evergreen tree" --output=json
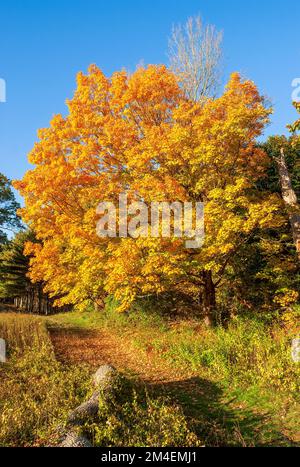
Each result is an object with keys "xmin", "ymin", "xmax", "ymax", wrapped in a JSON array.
[
  {"xmin": 0, "ymin": 230, "xmax": 35, "ymax": 299},
  {"xmin": 0, "ymin": 173, "xmax": 22, "ymax": 244}
]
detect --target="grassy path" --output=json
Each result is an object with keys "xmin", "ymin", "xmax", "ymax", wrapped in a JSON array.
[
  {"xmin": 48, "ymin": 325, "xmax": 231, "ymax": 446},
  {"xmin": 46, "ymin": 317, "xmax": 298, "ymax": 447}
]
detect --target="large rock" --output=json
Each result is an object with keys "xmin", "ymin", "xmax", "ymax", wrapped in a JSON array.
[
  {"xmin": 92, "ymin": 364, "xmax": 117, "ymax": 389},
  {"xmin": 60, "ymin": 365, "xmax": 118, "ymax": 447},
  {"xmin": 68, "ymin": 392, "xmax": 100, "ymax": 426},
  {"xmin": 68, "ymin": 365, "xmax": 118, "ymax": 426},
  {"xmin": 60, "ymin": 430, "xmax": 92, "ymax": 448}
]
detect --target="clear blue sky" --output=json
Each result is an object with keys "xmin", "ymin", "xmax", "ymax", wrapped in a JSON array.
[{"xmin": 1, "ymin": 0, "xmax": 300, "ymax": 204}]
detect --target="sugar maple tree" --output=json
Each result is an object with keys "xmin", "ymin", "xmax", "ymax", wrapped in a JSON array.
[{"xmin": 15, "ymin": 65, "xmax": 283, "ymax": 325}]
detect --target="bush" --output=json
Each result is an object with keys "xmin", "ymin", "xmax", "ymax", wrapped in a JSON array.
[{"xmin": 103, "ymin": 295, "xmax": 168, "ymax": 331}]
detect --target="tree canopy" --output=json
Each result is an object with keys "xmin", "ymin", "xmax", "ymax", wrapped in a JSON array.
[
  {"xmin": 15, "ymin": 65, "xmax": 286, "ymax": 323},
  {"xmin": 0, "ymin": 230, "xmax": 35, "ymax": 299}
]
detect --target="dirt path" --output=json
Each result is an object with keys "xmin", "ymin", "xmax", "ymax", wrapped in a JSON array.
[{"xmin": 48, "ymin": 326, "xmax": 189, "ymax": 384}]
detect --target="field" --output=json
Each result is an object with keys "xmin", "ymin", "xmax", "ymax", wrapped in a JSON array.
[{"xmin": 0, "ymin": 313, "xmax": 92, "ymax": 447}]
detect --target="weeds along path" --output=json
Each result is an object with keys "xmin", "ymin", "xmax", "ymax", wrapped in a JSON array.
[{"xmin": 1, "ymin": 311, "xmax": 297, "ymax": 446}]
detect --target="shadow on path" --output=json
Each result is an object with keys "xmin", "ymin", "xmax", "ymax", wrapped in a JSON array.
[{"xmin": 149, "ymin": 377, "xmax": 295, "ymax": 447}]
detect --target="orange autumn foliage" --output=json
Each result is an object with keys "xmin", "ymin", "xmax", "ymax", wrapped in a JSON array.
[{"xmin": 15, "ymin": 65, "xmax": 284, "ymax": 318}]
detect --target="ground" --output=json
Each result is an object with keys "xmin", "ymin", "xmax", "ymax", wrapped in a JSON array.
[
  {"xmin": 46, "ymin": 312, "xmax": 300, "ymax": 447},
  {"xmin": 1, "ymin": 305, "xmax": 299, "ymax": 446}
]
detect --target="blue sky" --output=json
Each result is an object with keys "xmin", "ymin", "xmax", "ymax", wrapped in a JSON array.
[{"xmin": 1, "ymin": 0, "xmax": 300, "ymax": 203}]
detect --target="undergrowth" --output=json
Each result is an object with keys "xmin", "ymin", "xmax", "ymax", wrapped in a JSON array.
[
  {"xmin": 48, "ymin": 300, "xmax": 300, "ymax": 446},
  {"xmin": 0, "ymin": 312, "xmax": 202, "ymax": 447},
  {"xmin": 84, "ymin": 375, "xmax": 201, "ymax": 447}
]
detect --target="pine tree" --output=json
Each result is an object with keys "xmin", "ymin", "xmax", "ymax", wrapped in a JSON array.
[{"xmin": 0, "ymin": 173, "xmax": 22, "ymax": 244}]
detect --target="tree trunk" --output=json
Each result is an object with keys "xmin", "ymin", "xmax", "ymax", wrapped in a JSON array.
[
  {"xmin": 202, "ymin": 270, "xmax": 216, "ymax": 326},
  {"xmin": 276, "ymin": 148, "xmax": 300, "ymax": 259},
  {"xmin": 94, "ymin": 297, "xmax": 105, "ymax": 312}
]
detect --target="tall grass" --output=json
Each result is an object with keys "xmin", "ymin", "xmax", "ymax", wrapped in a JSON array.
[
  {"xmin": 151, "ymin": 318, "xmax": 300, "ymax": 395},
  {"xmin": 0, "ymin": 313, "xmax": 91, "ymax": 447},
  {"xmin": 58, "ymin": 303, "xmax": 300, "ymax": 398},
  {"xmin": 0, "ymin": 313, "xmax": 50, "ymax": 355}
]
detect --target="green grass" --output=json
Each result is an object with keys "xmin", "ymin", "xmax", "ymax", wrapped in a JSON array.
[{"xmin": 85, "ymin": 375, "xmax": 201, "ymax": 447}]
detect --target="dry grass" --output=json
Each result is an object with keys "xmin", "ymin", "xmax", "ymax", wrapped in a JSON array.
[
  {"xmin": 0, "ymin": 312, "xmax": 49, "ymax": 355},
  {"xmin": 0, "ymin": 312, "xmax": 91, "ymax": 446},
  {"xmin": 0, "ymin": 312, "xmax": 202, "ymax": 447}
]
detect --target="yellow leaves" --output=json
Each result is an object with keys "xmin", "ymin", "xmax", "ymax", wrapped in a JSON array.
[
  {"xmin": 209, "ymin": 178, "xmax": 249, "ymax": 203},
  {"xmin": 15, "ymin": 64, "xmax": 280, "ymax": 311},
  {"xmin": 287, "ymin": 101, "xmax": 300, "ymax": 133},
  {"xmin": 274, "ymin": 289, "xmax": 299, "ymax": 309},
  {"xmin": 125, "ymin": 65, "xmax": 181, "ymax": 107},
  {"xmin": 23, "ymin": 241, "xmax": 41, "ymax": 257},
  {"xmin": 246, "ymin": 194, "xmax": 283, "ymax": 231}
]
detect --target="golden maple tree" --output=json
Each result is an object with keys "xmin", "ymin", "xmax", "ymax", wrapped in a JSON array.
[{"xmin": 15, "ymin": 65, "xmax": 284, "ymax": 324}]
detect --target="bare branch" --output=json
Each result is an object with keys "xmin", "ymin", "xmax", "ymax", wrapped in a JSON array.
[{"xmin": 168, "ymin": 15, "xmax": 223, "ymax": 101}]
